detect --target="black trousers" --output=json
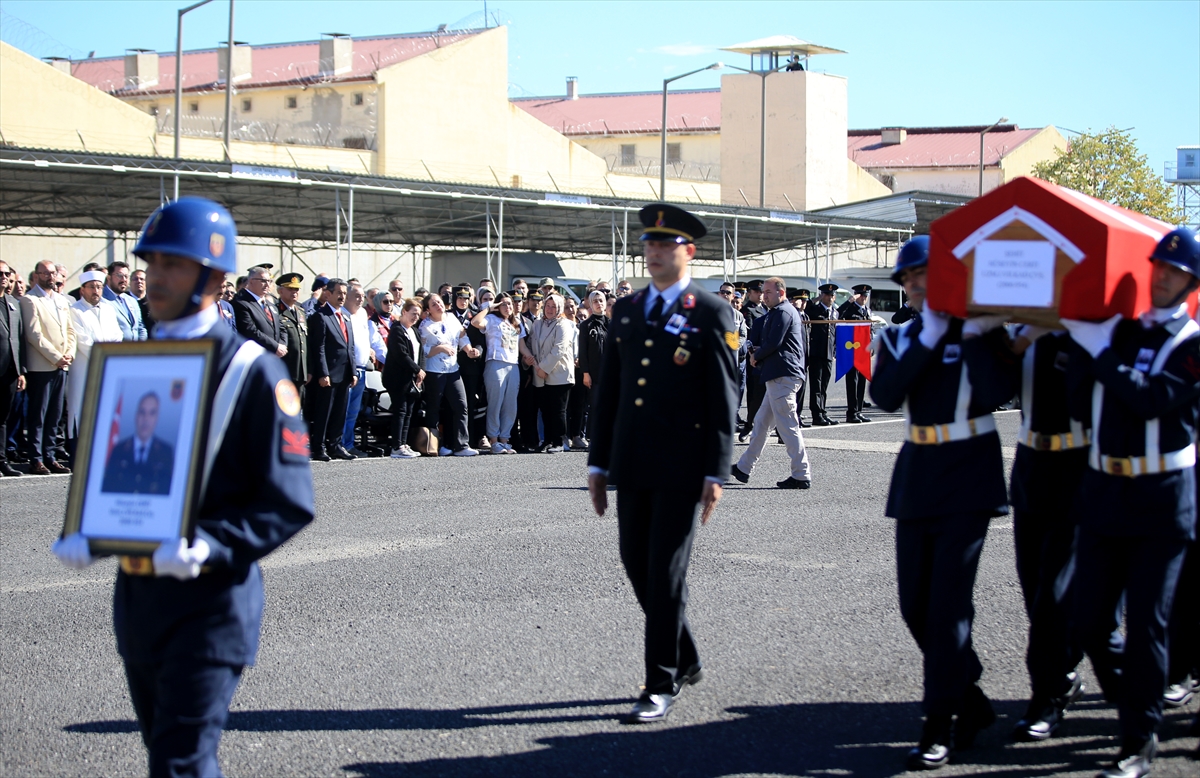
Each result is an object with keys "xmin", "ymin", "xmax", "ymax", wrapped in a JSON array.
[
  {"xmin": 25, "ymin": 369, "xmax": 65, "ymax": 464},
  {"xmin": 461, "ymin": 367, "xmax": 487, "ymax": 445},
  {"xmin": 1168, "ymin": 541, "xmax": 1199, "ymax": 685},
  {"xmin": 536, "ymin": 383, "xmax": 570, "ymax": 446},
  {"xmin": 1074, "ymin": 528, "xmax": 1187, "ymax": 743},
  {"xmin": 794, "ymin": 375, "xmax": 807, "ymax": 422},
  {"xmin": 516, "ymin": 373, "xmax": 540, "ymax": 450},
  {"xmin": 0, "ymin": 368, "xmax": 17, "ymax": 463},
  {"xmin": 423, "ymin": 371, "xmax": 469, "ymax": 451},
  {"xmin": 306, "ymin": 379, "xmax": 351, "ymax": 452},
  {"xmin": 809, "ymin": 358, "xmax": 832, "ymax": 420},
  {"xmin": 386, "ymin": 390, "xmax": 418, "ymax": 450},
  {"xmin": 124, "ymin": 658, "xmax": 243, "ymax": 778},
  {"xmin": 845, "ymin": 368, "xmax": 866, "ymax": 419},
  {"xmin": 744, "ymin": 371, "xmax": 766, "ymax": 431},
  {"xmin": 567, "ymin": 374, "xmax": 588, "ymax": 439},
  {"xmin": 895, "ymin": 512, "xmax": 990, "ymax": 716},
  {"xmin": 617, "ymin": 484, "xmax": 703, "ymax": 695}
]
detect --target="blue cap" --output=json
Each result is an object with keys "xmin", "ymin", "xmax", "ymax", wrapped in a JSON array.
[
  {"xmin": 1150, "ymin": 227, "xmax": 1200, "ymax": 279},
  {"xmin": 132, "ymin": 197, "xmax": 237, "ymax": 273},
  {"xmin": 891, "ymin": 235, "xmax": 930, "ymax": 284}
]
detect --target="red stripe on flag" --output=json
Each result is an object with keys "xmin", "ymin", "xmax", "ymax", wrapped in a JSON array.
[
  {"xmin": 106, "ymin": 396, "xmax": 121, "ymax": 463},
  {"xmin": 854, "ymin": 324, "xmax": 873, "ymax": 380}
]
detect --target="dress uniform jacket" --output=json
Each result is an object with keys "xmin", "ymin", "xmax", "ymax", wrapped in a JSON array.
[
  {"xmin": 114, "ymin": 321, "xmax": 315, "ymax": 667},
  {"xmin": 232, "ymin": 289, "xmax": 283, "ymax": 353},
  {"xmin": 277, "ymin": 302, "xmax": 309, "ymax": 388},
  {"xmin": 804, "ymin": 300, "xmax": 839, "ymax": 363},
  {"xmin": 102, "ymin": 436, "xmax": 176, "ymax": 495},
  {"xmin": 871, "ymin": 318, "xmax": 1017, "ymax": 520},
  {"xmin": 589, "ymin": 280, "xmax": 738, "ymax": 488}
]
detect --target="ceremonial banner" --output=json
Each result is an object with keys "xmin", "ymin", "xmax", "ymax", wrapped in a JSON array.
[{"xmin": 835, "ymin": 323, "xmax": 872, "ymax": 381}]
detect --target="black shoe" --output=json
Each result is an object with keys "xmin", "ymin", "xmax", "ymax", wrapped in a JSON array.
[
  {"xmin": 815, "ymin": 417, "xmax": 839, "ymax": 426},
  {"xmin": 738, "ymin": 430, "xmax": 750, "ymax": 443},
  {"xmin": 729, "ymin": 464, "xmax": 749, "ymax": 484},
  {"xmin": 907, "ymin": 714, "xmax": 952, "ymax": 770},
  {"xmin": 847, "ymin": 416, "xmax": 863, "ymax": 423},
  {"xmin": 955, "ymin": 685, "xmax": 996, "ymax": 749},
  {"xmin": 776, "ymin": 476, "xmax": 811, "ymax": 489},
  {"xmin": 311, "ymin": 450, "xmax": 331, "ymax": 462},
  {"xmin": 856, "ymin": 414, "xmax": 872, "ymax": 423},
  {"xmin": 674, "ymin": 664, "xmax": 704, "ymax": 695},
  {"xmin": 0, "ymin": 462, "xmax": 21, "ymax": 477},
  {"xmin": 799, "ymin": 418, "xmax": 811, "ymax": 428},
  {"xmin": 330, "ymin": 445, "xmax": 356, "ymax": 460},
  {"xmin": 45, "ymin": 460, "xmax": 71, "ymax": 474},
  {"xmin": 1100, "ymin": 734, "xmax": 1157, "ymax": 778},
  {"xmin": 1013, "ymin": 674, "xmax": 1084, "ymax": 742},
  {"xmin": 623, "ymin": 692, "xmax": 674, "ymax": 724}
]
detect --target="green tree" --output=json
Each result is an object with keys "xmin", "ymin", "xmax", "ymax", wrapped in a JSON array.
[{"xmin": 1032, "ymin": 126, "xmax": 1181, "ymax": 223}]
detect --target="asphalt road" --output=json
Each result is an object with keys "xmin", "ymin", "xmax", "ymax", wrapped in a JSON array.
[{"xmin": 2, "ymin": 404, "xmax": 1198, "ymax": 777}]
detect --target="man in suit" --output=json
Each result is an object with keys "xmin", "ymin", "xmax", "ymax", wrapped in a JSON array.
[
  {"xmin": 20, "ymin": 260, "xmax": 76, "ymax": 475},
  {"xmin": 588, "ymin": 203, "xmax": 738, "ymax": 724},
  {"xmin": 805, "ymin": 283, "xmax": 839, "ymax": 426},
  {"xmin": 130, "ymin": 268, "xmax": 155, "ymax": 332},
  {"xmin": 306, "ymin": 278, "xmax": 357, "ymax": 461},
  {"xmin": 104, "ymin": 260, "xmax": 148, "ymax": 341},
  {"xmin": 0, "ymin": 259, "xmax": 27, "ymax": 477},
  {"xmin": 101, "ymin": 391, "xmax": 176, "ymax": 495},
  {"xmin": 838, "ymin": 283, "xmax": 873, "ymax": 423},
  {"xmin": 233, "ymin": 266, "xmax": 287, "ymax": 358},
  {"xmin": 275, "ymin": 273, "xmax": 309, "ymax": 406}
]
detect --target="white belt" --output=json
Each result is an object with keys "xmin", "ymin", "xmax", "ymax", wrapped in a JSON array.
[
  {"xmin": 1090, "ymin": 444, "xmax": 1196, "ymax": 478},
  {"xmin": 906, "ymin": 414, "xmax": 996, "ymax": 445}
]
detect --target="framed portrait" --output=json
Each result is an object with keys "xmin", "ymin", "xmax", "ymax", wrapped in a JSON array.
[{"xmin": 62, "ymin": 340, "xmax": 218, "ymax": 556}]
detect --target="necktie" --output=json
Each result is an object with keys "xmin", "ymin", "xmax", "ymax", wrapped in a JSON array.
[
  {"xmin": 336, "ymin": 312, "xmax": 348, "ymax": 342},
  {"xmin": 263, "ymin": 300, "xmax": 274, "ymax": 323},
  {"xmin": 647, "ymin": 295, "xmax": 664, "ymax": 326}
]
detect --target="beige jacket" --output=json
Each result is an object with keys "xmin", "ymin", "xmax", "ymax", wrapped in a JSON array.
[
  {"xmin": 528, "ymin": 317, "xmax": 575, "ymax": 387},
  {"xmin": 20, "ymin": 287, "xmax": 77, "ymax": 373}
]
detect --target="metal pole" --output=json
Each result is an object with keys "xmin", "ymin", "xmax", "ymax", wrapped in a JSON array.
[
  {"xmin": 222, "ymin": 0, "xmax": 235, "ymax": 163},
  {"xmin": 347, "ymin": 185, "xmax": 354, "ymax": 279},
  {"xmin": 611, "ymin": 213, "xmax": 617, "ymax": 287},
  {"xmin": 978, "ymin": 117, "xmax": 1008, "ymax": 196},
  {"xmin": 660, "ymin": 80, "xmax": 669, "ymax": 202},
  {"xmin": 334, "ymin": 190, "xmax": 341, "ymax": 277},
  {"xmin": 173, "ymin": 0, "xmax": 214, "ymax": 200},
  {"xmin": 732, "ymin": 218, "xmax": 739, "ymax": 283},
  {"xmin": 497, "ymin": 199, "xmax": 504, "ymax": 289},
  {"xmin": 622, "ymin": 210, "xmax": 628, "ymax": 281},
  {"xmin": 759, "ymin": 72, "xmax": 767, "ymax": 207},
  {"xmin": 486, "ymin": 202, "xmax": 492, "ymax": 282}
]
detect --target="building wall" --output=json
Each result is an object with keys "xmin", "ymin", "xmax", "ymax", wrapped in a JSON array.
[
  {"xmin": 1000, "ymin": 126, "xmax": 1068, "ymax": 179},
  {"xmin": 572, "ymin": 133, "xmax": 722, "ymax": 181},
  {"xmin": 847, "ymin": 159, "xmax": 893, "ymax": 202}
]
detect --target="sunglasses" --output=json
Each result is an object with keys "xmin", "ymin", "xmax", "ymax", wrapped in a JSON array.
[{"xmin": 718, "ymin": 290, "xmax": 733, "ymax": 296}]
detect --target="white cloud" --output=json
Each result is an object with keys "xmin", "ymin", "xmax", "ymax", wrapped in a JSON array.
[{"xmin": 656, "ymin": 43, "xmax": 714, "ymax": 57}]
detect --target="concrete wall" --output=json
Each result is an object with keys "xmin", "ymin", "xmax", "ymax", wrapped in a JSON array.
[
  {"xmin": 0, "ymin": 42, "xmax": 157, "ymax": 155},
  {"xmin": 1000, "ymin": 126, "xmax": 1068, "ymax": 179}
]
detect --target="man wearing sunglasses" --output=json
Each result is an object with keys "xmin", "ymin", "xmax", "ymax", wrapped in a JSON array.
[{"xmin": 233, "ymin": 266, "xmax": 287, "ymax": 359}]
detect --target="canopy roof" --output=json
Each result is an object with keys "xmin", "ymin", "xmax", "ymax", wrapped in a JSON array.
[{"xmin": 720, "ymin": 35, "xmax": 846, "ymax": 57}]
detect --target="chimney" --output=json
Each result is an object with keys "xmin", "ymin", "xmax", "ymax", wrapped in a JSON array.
[
  {"xmin": 880, "ymin": 127, "xmax": 907, "ymax": 146},
  {"xmin": 566, "ymin": 76, "xmax": 578, "ymax": 100},
  {"xmin": 218, "ymin": 42, "xmax": 252, "ymax": 84},
  {"xmin": 319, "ymin": 33, "xmax": 353, "ymax": 77},
  {"xmin": 43, "ymin": 57, "xmax": 72, "ymax": 75},
  {"xmin": 124, "ymin": 49, "xmax": 159, "ymax": 89}
]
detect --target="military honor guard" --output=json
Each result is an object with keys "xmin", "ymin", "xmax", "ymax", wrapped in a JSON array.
[
  {"xmin": 52, "ymin": 197, "xmax": 315, "ymax": 776},
  {"xmin": 870, "ymin": 236, "xmax": 1017, "ymax": 769},
  {"xmin": 837, "ymin": 284, "xmax": 873, "ymax": 423},
  {"xmin": 275, "ymin": 272, "xmax": 310, "ymax": 407},
  {"xmin": 1060, "ymin": 227, "xmax": 1200, "ymax": 778},
  {"xmin": 588, "ymin": 203, "xmax": 738, "ymax": 724},
  {"xmin": 739, "ymin": 279, "xmax": 768, "ymax": 440},
  {"xmin": 804, "ymin": 283, "xmax": 840, "ymax": 426}
]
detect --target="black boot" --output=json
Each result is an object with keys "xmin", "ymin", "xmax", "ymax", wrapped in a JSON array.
[
  {"xmin": 1012, "ymin": 673, "xmax": 1084, "ymax": 742},
  {"xmin": 954, "ymin": 684, "xmax": 996, "ymax": 749},
  {"xmin": 907, "ymin": 714, "xmax": 952, "ymax": 770},
  {"xmin": 1100, "ymin": 734, "xmax": 1157, "ymax": 778}
]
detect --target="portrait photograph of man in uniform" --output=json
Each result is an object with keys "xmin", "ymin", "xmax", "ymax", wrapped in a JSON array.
[
  {"xmin": 101, "ymin": 388, "xmax": 178, "ymax": 496},
  {"xmin": 587, "ymin": 202, "xmax": 738, "ymax": 725}
]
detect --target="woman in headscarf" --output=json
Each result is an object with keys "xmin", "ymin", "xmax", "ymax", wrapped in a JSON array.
[{"xmin": 522, "ymin": 292, "xmax": 575, "ymax": 453}]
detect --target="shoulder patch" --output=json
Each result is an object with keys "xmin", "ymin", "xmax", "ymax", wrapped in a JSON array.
[
  {"xmin": 682, "ymin": 293, "xmax": 696, "ymax": 309},
  {"xmin": 275, "ymin": 379, "xmax": 302, "ymax": 416},
  {"xmin": 724, "ymin": 331, "xmax": 739, "ymax": 350}
]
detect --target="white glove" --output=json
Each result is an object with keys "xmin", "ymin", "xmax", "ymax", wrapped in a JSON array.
[
  {"xmin": 918, "ymin": 308, "xmax": 951, "ymax": 349},
  {"xmin": 1017, "ymin": 324, "xmax": 1053, "ymax": 344},
  {"xmin": 152, "ymin": 538, "xmax": 211, "ymax": 581},
  {"xmin": 51, "ymin": 533, "xmax": 95, "ymax": 570},
  {"xmin": 1062, "ymin": 314, "xmax": 1122, "ymax": 358},
  {"xmin": 962, "ymin": 314, "xmax": 1008, "ymax": 338}
]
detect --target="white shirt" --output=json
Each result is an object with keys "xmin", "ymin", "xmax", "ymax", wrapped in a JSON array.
[
  {"xmin": 154, "ymin": 303, "xmax": 221, "ymax": 341},
  {"xmin": 70, "ymin": 297, "xmax": 124, "ymax": 347},
  {"xmin": 419, "ymin": 315, "xmax": 470, "ymax": 374},
  {"xmin": 347, "ymin": 307, "xmax": 386, "ymax": 368},
  {"xmin": 643, "ymin": 274, "xmax": 692, "ymax": 318},
  {"xmin": 477, "ymin": 314, "xmax": 526, "ymax": 363}
]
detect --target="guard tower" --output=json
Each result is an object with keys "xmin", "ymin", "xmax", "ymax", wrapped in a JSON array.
[
  {"xmin": 718, "ymin": 35, "xmax": 847, "ymax": 211},
  {"xmin": 1166, "ymin": 145, "xmax": 1200, "ymax": 230}
]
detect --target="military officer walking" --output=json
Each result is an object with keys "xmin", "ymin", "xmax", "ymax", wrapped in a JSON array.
[
  {"xmin": 276, "ymin": 272, "xmax": 310, "ymax": 407},
  {"xmin": 805, "ymin": 283, "xmax": 839, "ymax": 425},
  {"xmin": 870, "ymin": 236, "xmax": 1017, "ymax": 770},
  {"xmin": 838, "ymin": 284, "xmax": 873, "ymax": 423},
  {"xmin": 739, "ymin": 280, "xmax": 767, "ymax": 441},
  {"xmin": 588, "ymin": 203, "xmax": 738, "ymax": 724},
  {"xmin": 52, "ymin": 197, "xmax": 315, "ymax": 777},
  {"xmin": 1061, "ymin": 226, "xmax": 1200, "ymax": 778}
]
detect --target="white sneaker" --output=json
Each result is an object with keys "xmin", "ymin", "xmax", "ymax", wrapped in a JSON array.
[
  {"xmin": 390, "ymin": 448, "xmax": 407, "ymax": 459},
  {"xmin": 490, "ymin": 442, "xmax": 507, "ymax": 455},
  {"xmin": 453, "ymin": 447, "xmax": 478, "ymax": 457},
  {"xmin": 438, "ymin": 446, "xmax": 453, "ymax": 457},
  {"xmin": 395, "ymin": 446, "xmax": 420, "ymax": 459}
]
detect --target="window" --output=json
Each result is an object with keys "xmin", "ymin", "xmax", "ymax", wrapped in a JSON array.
[
  {"xmin": 286, "ymin": 96, "xmax": 298, "ymax": 109},
  {"xmin": 620, "ymin": 144, "xmax": 636, "ymax": 167},
  {"xmin": 188, "ymin": 101, "xmax": 199, "ymax": 113},
  {"xmin": 241, "ymin": 98, "xmax": 252, "ymax": 112},
  {"xmin": 148, "ymin": 105, "xmax": 159, "ymax": 117},
  {"xmin": 667, "ymin": 143, "xmax": 681, "ymax": 164},
  {"xmin": 353, "ymin": 92, "xmax": 364, "ymax": 106}
]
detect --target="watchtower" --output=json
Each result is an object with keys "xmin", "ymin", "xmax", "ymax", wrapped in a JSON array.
[{"xmin": 1166, "ymin": 145, "xmax": 1200, "ymax": 230}]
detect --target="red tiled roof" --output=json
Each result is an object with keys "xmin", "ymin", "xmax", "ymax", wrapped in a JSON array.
[
  {"xmin": 512, "ymin": 89, "xmax": 721, "ymax": 136},
  {"xmin": 847, "ymin": 126, "xmax": 1043, "ymax": 169},
  {"xmin": 68, "ymin": 30, "xmax": 483, "ymax": 96}
]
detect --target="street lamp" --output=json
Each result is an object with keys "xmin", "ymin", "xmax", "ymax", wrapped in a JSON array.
[
  {"xmin": 978, "ymin": 116, "xmax": 1008, "ymax": 196},
  {"xmin": 173, "ymin": 0, "xmax": 216, "ymax": 199},
  {"xmin": 723, "ymin": 62, "xmax": 782, "ymax": 208},
  {"xmin": 660, "ymin": 62, "xmax": 722, "ymax": 201}
]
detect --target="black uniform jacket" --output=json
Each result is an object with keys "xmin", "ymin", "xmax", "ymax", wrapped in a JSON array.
[
  {"xmin": 113, "ymin": 322, "xmax": 315, "ymax": 665},
  {"xmin": 101, "ymin": 436, "xmax": 176, "ymax": 496},
  {"xmin": 382, "ymin": 322, "xmax": 423, "ymax": 397},
  {"xmin": 232, "ymin": 288, "xmax": 283, "ymax": 352},
  {"xmin": 588, "ymin": 280, "xmax": 738, "ymax": 490},
  {"xmin": 1068, "ymin": 315, "xmax": 1200, "ymax": 539},
  {"xmin": 804, "ymin": 300, "xmax": 839, "ymax": 362},
  {"xmin": 277, "ymin": 302, "xmax": 308, "ymax": 386},
  {"xmin": 871, "ymin": 318, "xmax": 1017, "ymax": 521},
  {"xmin": 307, "ymin": 303, "xmax": 356, "ymax": 384},
  {"xmin": 577, "ymin": 315, "xmax": 608, "ymax": 379}
]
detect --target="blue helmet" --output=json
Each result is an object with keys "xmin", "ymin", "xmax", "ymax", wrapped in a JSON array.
[
  {"xmin": 1150, "ymin": 227, "xmax": 1200, "ymax": 279},
  {"xmin": 891, "ymin": 235, "xmax": 930, "ymax": 284},
  {"xmin": 132, "ymin": 197, "xmax": 237, "ymax": 273}
]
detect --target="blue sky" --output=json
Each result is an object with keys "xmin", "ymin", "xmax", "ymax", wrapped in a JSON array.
[{"xmin": 3, "ymin": 0, "xmax": 1197, "ymax": 172}]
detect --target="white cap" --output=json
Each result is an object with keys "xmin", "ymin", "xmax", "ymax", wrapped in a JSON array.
[{"xmin": 79, "ymin": 270, "xmax": 107, "ymax": 285}]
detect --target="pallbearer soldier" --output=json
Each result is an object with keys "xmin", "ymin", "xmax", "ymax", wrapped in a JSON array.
[
  {"xmin": 805, "ymin": 283, "xmax": 839, "ymax": 425},
  {"xmin": 1007, "ymin": 321, "xmax": 1091, "ymax": 742},
  {"xmin": 588, "ymin": 203, "xmax": 738, "ymax": 724},
  {"xmin": 276, "ymin": 272, "xmax": 310, "ymax": 407},
  {"xmin": 870, "ymin": 235, "xmax": 1017, "ymax": 770},
  {"xmin": 52, "ymin": 197, "xmax": 315, "ymax": 777},
  {"xmin": 1061, "ymin": 226, "xmax": 1200, "ymax": 778}
]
